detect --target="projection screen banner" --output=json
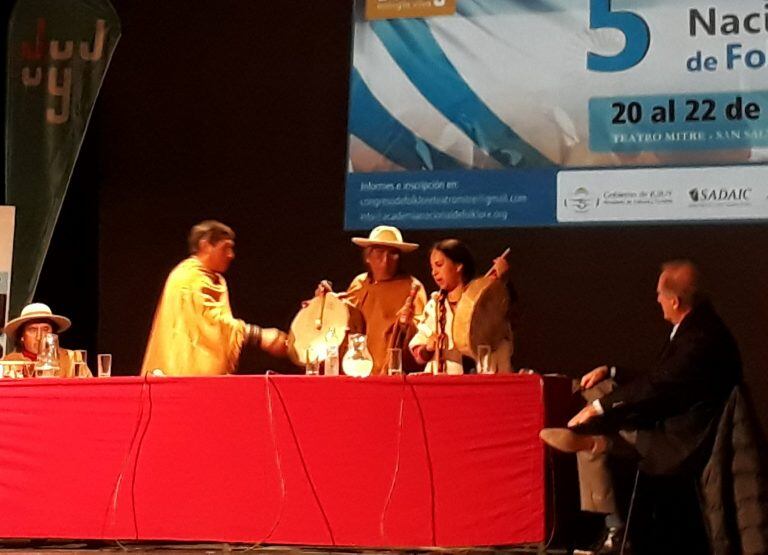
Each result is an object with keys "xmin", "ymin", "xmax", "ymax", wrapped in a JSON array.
[{"xmin": 344, "ymin": 0, "xmax": 768, "ymax": 229}]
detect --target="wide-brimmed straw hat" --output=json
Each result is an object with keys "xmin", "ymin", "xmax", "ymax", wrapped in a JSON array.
[
  {"xmin": 351, "ymin": 225, "xmax": 418, "ymax": 253},
  {"xmin": 2, "ymin": 303, "xmax": 71, "ymax": 339}
]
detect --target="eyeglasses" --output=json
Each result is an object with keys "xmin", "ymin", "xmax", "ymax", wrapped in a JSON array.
[{"xmin": 369, "ymin": 247, "xmax": 400, "ymax": 259}]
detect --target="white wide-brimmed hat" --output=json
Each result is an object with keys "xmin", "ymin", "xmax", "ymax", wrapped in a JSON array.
[
  {"xmin": 2, "ymin": 303, "xmax": 71, "ymax": 339},
  {"xmin": 351, "ymin": 225, "xmax": 419, "ymax": 253}
]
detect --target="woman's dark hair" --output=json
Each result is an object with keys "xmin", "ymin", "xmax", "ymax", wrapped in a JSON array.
[{"xmin": 432, "ymin": 239, "xmax": 475, "ymax": 284}]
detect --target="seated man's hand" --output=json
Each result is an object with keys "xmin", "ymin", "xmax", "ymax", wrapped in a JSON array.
[
  {"xmin": 395, "ymin": 298, "xmax": 416, "ymax": 325},
  {"xmin": 303, "ymin": 290, "xmax": 349, "ymax": 309},
  {"xmin": 314, "ymin": 280, "xmax": 333, "ymax": 298},
  {"xmin": 568, "ymin": 404, "xmax": 599, "ymax": 428},
  {"xmin": 260, "ymin": 328, "xmax": 289, "ymax": 358},
  {"xmin": 303, "ymin": 282, "xmax": 333, "ymax": 308},
  {"xmin": 580, "ymin": 365, "xmax": 609, "ymax": 390}
]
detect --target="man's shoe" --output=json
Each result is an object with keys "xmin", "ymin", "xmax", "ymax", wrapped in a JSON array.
[
  {"xmin": 573, "ymin": 526, "xmax": 628, "ymax": 555},
  {"xmin": 594, "ymin": 525, "xmax": 628, "ymax": 554},
  {"xmin": 539, "ymin": 427, "xmax": 596, "ymax": 453}
]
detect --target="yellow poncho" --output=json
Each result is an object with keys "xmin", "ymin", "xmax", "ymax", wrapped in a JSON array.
[{"xmin": 141, "ymin": 257, "xmax": 246, "ymax": 376}]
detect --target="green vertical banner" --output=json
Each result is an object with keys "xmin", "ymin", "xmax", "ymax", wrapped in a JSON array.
[{"xmin": 5, "ymin": 0, "xmax": 120, "ymax": 315}]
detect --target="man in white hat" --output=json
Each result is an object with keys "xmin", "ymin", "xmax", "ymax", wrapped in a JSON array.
[
  {"xmin": 319, "ymin": 225, "xmax": 427, "ymax": 375},
  {"xmin": 1, "ymin": 302, "xmax": 90, "ymax": 377}
]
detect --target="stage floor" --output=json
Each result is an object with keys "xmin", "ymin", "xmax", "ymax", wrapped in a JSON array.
[{"xmin": 0, "ymin": 542, "xmax": 569, "ymax": 555}]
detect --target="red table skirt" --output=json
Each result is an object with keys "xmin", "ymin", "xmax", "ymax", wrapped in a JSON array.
[{"xmin": 0, "ymin": 374, "xmax": 568, "ymax": 547}]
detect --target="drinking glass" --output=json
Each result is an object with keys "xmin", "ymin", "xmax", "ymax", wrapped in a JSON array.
[
  {"xmin": 305, "ymin": 349, "xmax": 320, "ymax": 376},
  {"xmin": 97, "ymin": 354, "xmax": 112, "ymax": 378},
  {"xmin": 476, "ymin": 345, "xmax": 493, "ymax": 374},
  {"xmin": 387, "ymin": 347, "xmax": 403, "ymax": 376},
  {"xmin": 74, "ymin": 349, "xmax": 88, "ymax": 378}
]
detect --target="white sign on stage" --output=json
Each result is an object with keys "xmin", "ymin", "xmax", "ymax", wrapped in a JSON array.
[{"xmin": 0, "ymin": 207, "xmax": 16, "ymax": 356}]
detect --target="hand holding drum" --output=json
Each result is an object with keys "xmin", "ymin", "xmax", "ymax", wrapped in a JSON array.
[
  {"xmin": 286, "ymin": 290, "xmax": 364, "ymax": 366},
  {"xmin": 453, "ymin": 248, "xmax": 512, "ymax": 357},
  {"xmin": 314, "ymin": 280, "xmax": 333, "ymax": 298}
]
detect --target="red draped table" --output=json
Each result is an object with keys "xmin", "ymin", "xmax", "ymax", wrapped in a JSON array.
[{"xmin": 0, "ymin": 374, "xmax": 570, "ymax": 547}]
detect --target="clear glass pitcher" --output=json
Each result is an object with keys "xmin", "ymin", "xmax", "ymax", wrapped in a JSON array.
[
  {"xmin": 35, "ymin": 332, "xmax": 61, "ymax": 378},
  {"xmin": 342, "ymin": 333, "xmax": 373, "ymax": 377}
]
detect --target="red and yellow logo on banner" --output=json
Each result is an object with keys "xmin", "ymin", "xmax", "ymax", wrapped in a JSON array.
[{"xmin": 365, "ymin": 0, "xmax": 456, "ymax": 20}]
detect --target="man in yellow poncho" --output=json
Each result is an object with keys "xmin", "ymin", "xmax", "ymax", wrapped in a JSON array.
[{"xmin": 141, "ymin": 220, "xmax": 287, "ymax": 376}]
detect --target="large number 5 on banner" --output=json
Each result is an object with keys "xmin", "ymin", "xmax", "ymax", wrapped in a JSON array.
[{"xmin": 587, "ymin": 0, "xmax": 650, "ymax": 72}]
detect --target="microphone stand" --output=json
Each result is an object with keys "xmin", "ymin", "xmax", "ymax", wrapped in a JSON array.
[{"xmin": 435, "ymin": 290, "xmax": 448, "ymax": 375}]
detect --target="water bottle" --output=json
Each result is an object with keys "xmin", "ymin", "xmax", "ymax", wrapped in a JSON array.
[
  {"xmin": 324, "ymin": 327, "xmax": 340, "ymax": 376},
  {"xmin": 325, "ymin": 344, "xmax": 340, "ymax": 376}
]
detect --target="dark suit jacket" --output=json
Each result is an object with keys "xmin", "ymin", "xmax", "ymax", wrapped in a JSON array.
[{"xmin": 600, "ymin": 300, "xmax": 742, "ymax": 475}]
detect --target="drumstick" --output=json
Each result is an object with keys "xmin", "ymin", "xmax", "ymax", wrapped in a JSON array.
[
  {"xmin": 315, "ymin": 280, "xmax": 332, "ymax": 330},
  {"xmin": 484, "ymin": 248, "xmax": 511, "ymax": 277}
]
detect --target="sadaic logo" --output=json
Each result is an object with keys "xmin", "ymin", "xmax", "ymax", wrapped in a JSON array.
[
  {"xmin": 688, "ymin": 187, "xmax": 751, "ymax": 203},
  {"xmin": 564, "ymin": 187, "xmax": 599, "ymax": 212}
]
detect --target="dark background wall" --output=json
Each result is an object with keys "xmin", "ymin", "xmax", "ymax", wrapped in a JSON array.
[{"xmin": 3, "ymin": 2, "xmax": 767, "ymax": 431}]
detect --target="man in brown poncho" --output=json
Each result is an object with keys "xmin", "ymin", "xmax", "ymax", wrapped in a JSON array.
[{"xmin": 334, "ymin": 226, "xmax": 427, "ymax": 375}]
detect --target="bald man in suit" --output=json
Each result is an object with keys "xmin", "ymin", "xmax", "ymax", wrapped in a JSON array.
[{"xmin": 541, "ymin": 260, "xmax": 741, "ymax": 553}]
